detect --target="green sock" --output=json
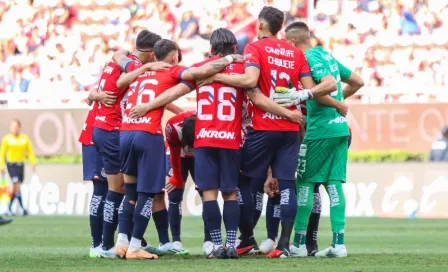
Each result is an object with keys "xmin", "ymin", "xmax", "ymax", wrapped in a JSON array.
[
  {"xmin": 293, "ymin": 182, "xmax": 314, "ymax": 247},
  {"xmin": 325, "ymin": 180, "xmax": 346, "ymax": 247}
]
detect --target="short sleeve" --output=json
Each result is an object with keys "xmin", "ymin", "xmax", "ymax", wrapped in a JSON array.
[
  {"xmin": 337, "ymin": 60, "xmax": 352, "ymax": 81},
  {"xmin": 296, "ymin": 49, "xmax": 311, "ymax": 78},
  {"xmin": 124, "ymin": 60, "xmax": 142, "ymax": 73},
  {"xmin": 243, "ymin": 44, "xmax": 261, "ymax": 70},
  {"xmin": 307, "ymin": 52, "xmax": 331, "ymax": 83},
  {"xmin": 171, "ymin": 65, "xmax": 195, "ymax": 90}
]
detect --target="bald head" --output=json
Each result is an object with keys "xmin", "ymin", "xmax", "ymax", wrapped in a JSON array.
[{"xmin": 285, "ymin": 21, "xmax": 311, "ymax": 47}]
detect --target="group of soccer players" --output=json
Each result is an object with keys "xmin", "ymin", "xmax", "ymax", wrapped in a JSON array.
[{"xmin": 79, "ymin": 6, "xmax": 364, "ymax": 260}]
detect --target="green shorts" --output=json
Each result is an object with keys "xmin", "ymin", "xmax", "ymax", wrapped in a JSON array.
[{"xmin": 296, "ymin": 136, "xmax": 348, "ymax": 183}]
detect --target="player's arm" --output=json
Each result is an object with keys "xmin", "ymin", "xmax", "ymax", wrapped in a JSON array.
[
  {"xmin": 247, "ymin": 87, "xmax": 302, "ymax": 124},
  {"xmin": 165, "ymin": 124, "xmax": 184, "ymax": 189},
  {"xmin": 314, "ymin": 95, "xmax": 348, "ymax": 116},
  {"xmin": 88, "ymin": 88, "xmax": 116, "ymax": 107},
  {"xmin": 0, "ymin": 136, "xmax": 8, "ymax": 172},
  {"xmin": 116, "ymin": 62, "xmax": 172, "ymax": 89},
  {"xmin": 129, "ymin": 83, "xmax": 193, "ymax": 118},
  {"xmin": 209, "ymin": 66, "xmax": 260, "ymax": 88},
  {"xmin": 25, "ymin": 136, "xmax": 37, "ymax": 171},
  {"xmin": 336, "ymin": 59, "xmax": 364, "ymax": 99},
  {"xmin": 112, "ymin": 49, "xmax": 133, "ymax": 72},
  {"xmin": 180, "ymin": 54, "xmax": 244, "ymax": 81},
  {"xmin": 166, "ymin": 103, "xmax": 184, "ymax": 114}
]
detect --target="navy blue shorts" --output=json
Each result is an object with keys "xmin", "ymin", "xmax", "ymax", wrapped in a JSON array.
[
  {"xmin": 82, "ymin": 144, "xmax": 106, "ymax": 182},
  {"xmin": 7, "ymin": 163, "xmax": 24, "ymax": 184},
  {"xmin": 165, "ymin": 154, "xmax": 195, "ymax": 182},
  {"xmin": 194, "ymin": 147, "xmax": 241, "ymax": 193},
  {"xmin": 92, "ymin": 127, "xmax": 121, "ymax": 175},
  {"xmin": 241, "ymin": 129, "xmax": 299, "ymax": 181},
  {"xmin": 120, "ymin": 131, "xmax": 165, "ymax": 194}
]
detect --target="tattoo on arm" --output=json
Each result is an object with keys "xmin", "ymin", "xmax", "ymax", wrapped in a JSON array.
[
  {"xmin": 119, "ymin": 57, "xmax": 133, "ymax": 71},
  {"xmin": 192, "ymin": 72, "xmax": 200, "ymax": 80},
  {"xmin": 211, "ymin": 59, "xmax": 229, "ymax": 70}
]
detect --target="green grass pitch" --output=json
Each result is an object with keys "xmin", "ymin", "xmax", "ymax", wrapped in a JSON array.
[{"xmin": 1, "ymin": 216, "xmax": 447, "ymax": 271}]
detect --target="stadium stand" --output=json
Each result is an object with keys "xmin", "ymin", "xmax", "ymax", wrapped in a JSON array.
[{"xmin": 0, "ymin": 0, "xmax": 447, "ymax": 105}]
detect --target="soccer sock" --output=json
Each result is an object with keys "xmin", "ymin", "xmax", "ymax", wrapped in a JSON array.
[
  {"xmin": 153, "ymin": 209, "xmax": 170, "ymax": 245},
  {"xmin": 132, "ymin": 193, "xmax": 155, "ymax": 241},
  {"xmin": 203, "ymin": 200, "xmax": 223, "ymax": 247},
  {"xmin": 252, "ymin": 181, "xmax": 264, "ymax": 228},
  {"xmin": 293, "ymin": 182, "xmax": 315, "ymax": 247},
  {"xmin": 168, "ymin": 189, "xmax": 184, "ymax": 242},
  {"xmin": 325, "ymin": 181, "xmax": 346, "ymax": 248},
  {"xmin": 199, "ymin": 191, "xmax": 212, "ymax": 242},
  {"xmin": 223, "ymin": 200, "xmax": 239, "ymax": 247},
  {"xmin": 118, "ymin": 183, "xmax": 137, "ymax": 243},
  {"xmin": 306, "ymin": 183, "xmax": 322, "ymax": 248},
  {"xmin": 89, "ymin": 180, "xmax": 108, "ymax": 248},
  {"xmin": 237, "ymin": 174, "xmax": 254, "ymax": 241},
  {"xmin": 102, "ymin": 190, "xmax": 124, "ymax": 250},
  {"xmin": 266, "ymin": 195, "xmax": 281, "ymax": 241},
  {"xmin": 277, "ymin": 179, "xmax": 297, "ymax": 249},
  {"xmin": 16, "ymin": 193, "xmax": 25, "ymax": 210},
  {"xmin": 8, "ymin": 194, "xmax": 16, "ymax": 211}
]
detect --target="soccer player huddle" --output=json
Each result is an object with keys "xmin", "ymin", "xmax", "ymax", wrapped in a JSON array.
[{"xmin": 78, "ymin": 6, "xmax": 364, "ymax": 260}]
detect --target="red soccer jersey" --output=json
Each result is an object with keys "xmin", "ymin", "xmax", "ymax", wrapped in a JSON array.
[
  {"xmin": 78, "ymin": 102, "xmax": 99, "ymax": 145},
  {"xmin": 165, "ymin": 110, "xmax": 196, "ymax": 158},
  {"xmin": 94, "ymin": 55, "xmax": 141, "ymax": 131},
  {"xmin": 121, "ymin": 65, "xmax": 192, "ymax": 134},
  {"xmin": 244, "ymin": 37, "xmax": 311, "ymax": 132},
  {"xmin": 190, "ymin": 56, "xmax": 245, "ymax": 150}
]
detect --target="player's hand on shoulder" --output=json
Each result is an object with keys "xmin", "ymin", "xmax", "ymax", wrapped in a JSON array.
[
  {"xmin": 336, "ymin": 102, "xmax": 348, "ymax": 117},
  {"xmin": 145, "ymin": 61, "xmax": 171, "ymax": 71},
  {"xmin": 166, "ymin": 177, "xmax": 184, "ymax": 193},
  {"xmin": 229, "ymin": 54, "xmax": 245, "ymax": 63},
  {"xmin": 98, "ymin": 91, "xmax": 116, "ymax": 107},
  {"xmin": 129, "ymin": 103, "xmax": 150, "ymax": 119},
  {"xmin": 197, "ymin": 75, "xmax": 216, "ymax": 87},
  {"xmin": 264, "ymin": 177, "xmax": 279, "ymax": 198}
]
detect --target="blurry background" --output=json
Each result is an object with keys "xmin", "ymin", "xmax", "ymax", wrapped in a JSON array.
[{"xmin": 0, "ymin": 0, "xmax": 447, "ymax": 217}]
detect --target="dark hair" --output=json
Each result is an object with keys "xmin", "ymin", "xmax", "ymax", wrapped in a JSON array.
[
  {"xmin": 178, "ymin": 48, "xmax": 182, "ymax": 63},
  {"xmin": 136, "ymin": 30, "xmax": 161, "ymax": 51},
  {"xmin": 154, "ymin": 39, "xmax": 178, "ymax": 61},
  {"xmin": 11, "ymin": 119, "xmax": 21, "ymax": 128},
  {"xmin": 285, "ymin": 21, "xmax": 309, "ymax": 33},
  {"xmin": 258, "ymin": 6, "xmax": 284, "ymax": 35},
  {"xmin": 182, "ymin": 116, "xmax": 196, "ymax": 147},
  {"xmin": 210, "ymin": 28, "xmax": 237, "ymax": 56}
]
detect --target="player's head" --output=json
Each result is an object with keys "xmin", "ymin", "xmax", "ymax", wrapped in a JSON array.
[
  {"xmin": 182, "ymin": 116, "xmax": 196, "ymax": 147},
  {"xmin": 154, "ymin": 39, "xmax": 179, "ymax": 65},
  {"xmin": 210, "ymin": 28, "xmax": 238, "ymax": 56},
  {"xmin": 284, "ymin": 21, "xmax": 311, "ymax": 49},
  {"xmin": 178, "ymin": 48, "xmax": 183, "ymax": 63},
  {"xmin": 10, "ymin": 119, "xmax": 21, "ymax": 135},
  {"xmin": 257, "ymin": 6, "xmax": 284, "ymax": 39},
  {"xmin": 136, "ymin": 30, "xmax": 161, "ymax": 64}
]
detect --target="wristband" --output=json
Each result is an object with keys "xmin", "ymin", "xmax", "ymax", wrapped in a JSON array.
[{"xmin": 225, "ymin": 55, "xmax": 234, "ymax": 63}]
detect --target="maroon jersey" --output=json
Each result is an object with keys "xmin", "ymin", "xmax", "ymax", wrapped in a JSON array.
[
  {"xmin": 189, "ymin": 56, "xmax": 245, "ymax": 150},
  {"xmin": 94, "ymin": 55, "xmax": 141, "ymax": 131},
  {"xmin": 121, "ymin": 65, "xmax": 192, "ymax": 134},
  {"xmin": 78, "ymin": 102, "xmax": 99, "ymax": 145},
  {"xmin": 244, "ymin": 37, "xmax": 311, "ymax": 132}
]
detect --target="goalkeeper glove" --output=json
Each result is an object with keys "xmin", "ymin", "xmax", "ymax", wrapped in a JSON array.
[{"xmin": 273, "ymin": 86, "xmax": 313, "ymax": 107}]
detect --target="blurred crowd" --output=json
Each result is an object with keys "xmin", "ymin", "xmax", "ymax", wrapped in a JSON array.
[{"xmin": 0, "ymin": 0, "xmax": 447, "ymax": 103}]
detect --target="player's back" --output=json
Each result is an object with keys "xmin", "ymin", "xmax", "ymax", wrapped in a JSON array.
[
  {"xmin": 193, "ymin": 56, "xmax": 245, "ymax": 150},
  {"xmin": 121, "ymin": 65, "xmax": 187, "ymax": 135},
  {"xmin": 244, "ymin": 38, "xmax": 310, "ymax": 132},
  {"xmin": 165, "ymin": 110, "xmax": 197, "ymax": 158}
]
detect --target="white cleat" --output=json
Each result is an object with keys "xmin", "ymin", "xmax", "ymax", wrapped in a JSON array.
[
  {"xmin": 259, "ymin": 239, "xmax": 276, "ymax": 254},
  {"xmin": 235, "ymin": 239, "xmax": 241, "ymax": 248},
  {"xmin": 98, "ymin": 247, "xmax": 117, "ymax": 258},
  {"xmin": 289, "ymin": 244, "xmax": 308, "ymax": 258},
  {"xmin": 89, "ymin": 246, "xmax": 102, "ymax": 258},
  {"xmin": 202, "ymin": 241, "xmax": 214, "ymax": 257},
  {"xmin": 171, "ymin": 241, "xmax": 190, "ymax": 255},
  {"xmin": 315, "ymin": 245, "xmax": 348, "ymax": 258}
]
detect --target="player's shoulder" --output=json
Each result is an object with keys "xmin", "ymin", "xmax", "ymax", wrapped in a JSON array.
[{"xmin": 193, "ymin": 56, "xmax": 220, "ymax": 67}]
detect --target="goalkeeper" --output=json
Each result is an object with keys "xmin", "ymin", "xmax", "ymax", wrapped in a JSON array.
[{"xmin": 273, "ymin": 22, "xmax": 364, "ymax": 258}]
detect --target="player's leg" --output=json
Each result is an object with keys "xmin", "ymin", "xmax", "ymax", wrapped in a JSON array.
[
  {"xmin": 15, "ymin": 164, "xmax": 26, "ymax": 215},
  {"xmin": 153, "ymin": 193, "xmax": 173, "ymax": 254},
  {"xmin": 315, "ymin": 137, "xmax": 348, "ymax": 258},
  {"xmin": 252, "ymin": 177, "xmax": 266, "ymax": 229},
  {"xmin": 195, "ymin": 147, "xmax": 225, "ymax": 258},
  {"xmin": 291, "ymin": 138, "xmax": 334, "ymax": 258},
  {"xmin": 7, "ymin": 163, "xmax": 22, "ymax": 215},
  {"xmin": 220, "ymin": 148, "xmax": 241, "ymax": 259},
  {"xmin": 93, "ymin": 128, "xmax": 124, "ymax": 254},
  {"xmin": 260, "ymin": 194, "xmax": 280, "ymax": 254},
  {"xmin": 237, "ymin": 129, "xmax": 273, "ymax": 255},
  {"xmin": 126, "ymin": 132, "xmax": 164, "ymax": 260},
  {"xmin": 306, "ymin": 183, "xmax": 322, "ymax": 256},
  {"xmin": 267, "ymin": 131, "xmax": 299, "ymax": 258}
]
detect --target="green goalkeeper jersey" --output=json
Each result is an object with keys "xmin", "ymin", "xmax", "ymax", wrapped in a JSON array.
[{"xmin": 304, "ymin": 46, "xmax": 352, "ymax": 140}]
